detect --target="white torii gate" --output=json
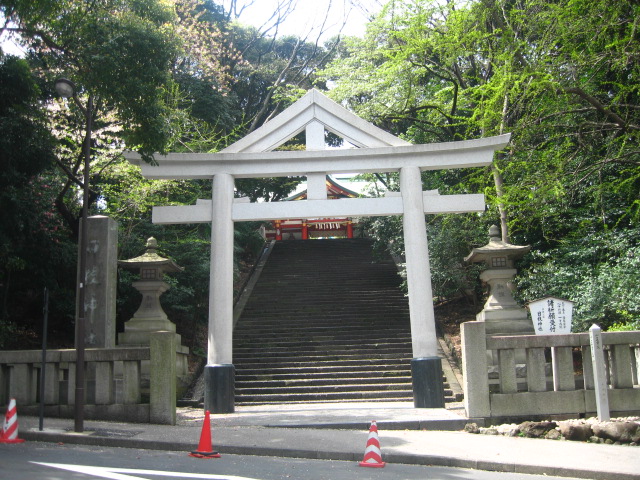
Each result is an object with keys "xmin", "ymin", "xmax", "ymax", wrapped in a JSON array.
[{"xmin": 125, "ymin": 89, "xmax": 510, "ymax": 413}]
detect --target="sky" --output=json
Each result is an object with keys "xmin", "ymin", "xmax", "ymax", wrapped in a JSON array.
[{"xmin": 222, "ymin": 0, "xmax": 383, "ymax": 39}]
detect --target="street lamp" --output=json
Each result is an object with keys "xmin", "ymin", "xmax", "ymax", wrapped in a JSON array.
[
  {"xmin": 54, "ymin": 78, "xmax": 75, "ymax": 99},
  {"xmin": 55, "ymin": 77, "xmax": 93, "ymax": 433}
]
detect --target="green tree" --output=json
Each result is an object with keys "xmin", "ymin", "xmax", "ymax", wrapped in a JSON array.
[
  {"xmin": 2, "ymin": 0, "xmax": 181, "ymax": 159},
  {"xmin": 0, "ymin": 55, "xmax": 76, "ymax": 343},
  {"xmin": 322, "ymin": 0, "xmax": 640, "ymax": 328},
  {"xmin": 1, "ymin": 0, "xmax": 184, "ymax": 239}
]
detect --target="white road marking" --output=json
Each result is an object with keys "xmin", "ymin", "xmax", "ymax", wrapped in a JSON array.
[{"xmin": 31, "ymin": 462, "xmax": 262, "ymax": 480}]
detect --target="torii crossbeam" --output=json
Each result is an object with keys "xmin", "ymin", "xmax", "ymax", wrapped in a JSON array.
[{"xmin": 126, "ymin": 89, "xmax": 510, "ymax": 413}]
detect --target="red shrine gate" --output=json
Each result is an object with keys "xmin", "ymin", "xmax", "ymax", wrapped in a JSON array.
[{"xmin": 265, "ymin": 176, "xmax": 360, "ymax": 240}]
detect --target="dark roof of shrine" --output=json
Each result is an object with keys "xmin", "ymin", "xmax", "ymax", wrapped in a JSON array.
[{"xmin": 286, "ymin": 175, "xmax": 360, "ymax": 201}]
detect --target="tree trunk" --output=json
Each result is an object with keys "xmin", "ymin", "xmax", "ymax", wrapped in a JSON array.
[
  {"xmin": 492, "ymin": 159, "xmax": 509, "ymax": 243},
  {"xmin": 494, "ymin": 92, "xmax": 510, "ymax": 243}
]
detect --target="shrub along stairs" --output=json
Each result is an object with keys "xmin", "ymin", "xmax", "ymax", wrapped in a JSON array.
[{"xmin": 232, "ymin": 238, "xmax": 457, "ymax": 406}]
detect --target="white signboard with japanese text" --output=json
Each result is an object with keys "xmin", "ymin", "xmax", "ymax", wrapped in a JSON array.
[{"xmin": 528, "ymin": 297, "xmax": 573, "ymax": 335}]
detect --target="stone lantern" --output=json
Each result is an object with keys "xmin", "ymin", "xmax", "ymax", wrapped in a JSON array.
[
  {"xmin": 465, "ymin": 226, "xmax": 534, "ymax": 344},
  {"xmin": 118, "ymin": 237, "xmax": 184, "ymax": 346}
]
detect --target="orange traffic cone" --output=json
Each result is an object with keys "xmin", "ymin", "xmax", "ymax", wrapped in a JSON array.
[
  {"xmin": 189, "ymin": 410, "xmax": 220, "ymax": 458},
  {"xmin": 359, "ymin": 420, "xmax": 385, "ymax": 468},
  {"xmin": 0, "ymin": 398, "xmax": 25, "ymax": 444}
]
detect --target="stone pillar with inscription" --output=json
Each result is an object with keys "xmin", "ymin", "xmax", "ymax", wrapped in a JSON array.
[
  {"xmin": 76, "ymin": 215, "xmax": 118, "ymax": 348},
  {"xmin": 465, "ymin": 225, "xmax": 533, "ymax": 362}
]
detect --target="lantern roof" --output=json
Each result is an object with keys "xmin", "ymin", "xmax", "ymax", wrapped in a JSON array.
[
  {"xmin": 118, "ymin": 237, "xmax": 183, "ymax": 272},
  {"xmin": 464, "ymin": 225, "xmax": 531, "ymax": 264}
]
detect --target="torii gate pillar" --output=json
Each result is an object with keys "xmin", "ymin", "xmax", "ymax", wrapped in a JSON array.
[
  {"xmin": 401, "ymin": 166, "xmax": 444, "ymax": 406},
  {"xmin": 205, "ymin": 173, "xmax": 236, "ymax": 412}
]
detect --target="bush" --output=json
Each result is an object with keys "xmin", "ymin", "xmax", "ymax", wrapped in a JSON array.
[{"xmin": 516, "ymin": 229, "xmax": 640, "ymax": 332}]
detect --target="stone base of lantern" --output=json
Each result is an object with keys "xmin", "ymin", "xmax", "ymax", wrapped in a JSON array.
[
  {"xmin": 477, "ymin": 308, "xmax": 533, "ymax": 335},
  {"xmin": 118, "ymin": 318, "xmax": 177, "ymax": 345},
  {"xmin": 477, "ymin": 308, "xmax": 534, "ymax": 364},
  {"xmin": 119, "ymin": 328, "xmax": 189, "ymax": 362},
  {"xmin": 118, "ymin": 328, "xmax": 190, "ymax": 398},
  {"xmin": 117, "ymin": 276, "xmax": 189, "ymax": 374}
]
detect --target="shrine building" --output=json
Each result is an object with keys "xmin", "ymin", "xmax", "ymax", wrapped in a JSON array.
[{"xmin": 265, "ymin": 175, "xmax": 361, "ymax": 241}]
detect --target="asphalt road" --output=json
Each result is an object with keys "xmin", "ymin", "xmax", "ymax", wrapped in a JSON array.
[{"xmin": 2, "ymin": 442, "xmax": 582, "ymax": 480}]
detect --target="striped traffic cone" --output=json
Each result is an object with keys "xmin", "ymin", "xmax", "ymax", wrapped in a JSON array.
[
  {"xmin": 0, "ymin": 398, "xmax": 25, "ymax": 444},
  {"xmin": 189, "ymin": 410, "xmax": 220, "ymax": 458},
  {"xmin": 359, "ymin": 420, "xmax": 385, "ymax": 468}
]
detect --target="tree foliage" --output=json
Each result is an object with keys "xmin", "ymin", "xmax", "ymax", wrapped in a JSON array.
[
  {"xmin": 323, "ymin": 0, "xmax": 640, "ymax": 329},
  {"xmin": 2, "ymin": 0, "xmax": 182, "ymax": 159},
  {"xmin": 2, "ymin": 0, "xmax": 638, "ymax": 345},
  {"xmin": 0, "ymin": 0, "xmax": 312, "ymax": 346}
]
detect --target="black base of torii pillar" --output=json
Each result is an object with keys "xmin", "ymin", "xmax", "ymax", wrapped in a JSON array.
[
  {"xmin": 204, "ymin": 364, "xmax": 235, "ymax": 413},
  {"xmin": 411, "ymin": 357, "xmax": 445, "ymax": 408}
]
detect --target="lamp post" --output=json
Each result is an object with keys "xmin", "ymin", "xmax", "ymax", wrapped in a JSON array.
[{"xmin": 55, "ymin": 78, "xmax": 93, "ymax": 433}]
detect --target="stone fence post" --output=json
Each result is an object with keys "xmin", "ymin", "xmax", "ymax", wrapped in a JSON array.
[
  {"xmin": 150, "ymin": 331, "xmax": 176, "ymax": 425},
  {"xmin": 461, "ymin": 321, "xmax": 490, "ymax": 418}
]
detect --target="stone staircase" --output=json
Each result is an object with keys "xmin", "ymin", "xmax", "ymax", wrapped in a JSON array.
[{"xmin": 232, "ymin": 238, "xmax": 457, "ymax": 405}]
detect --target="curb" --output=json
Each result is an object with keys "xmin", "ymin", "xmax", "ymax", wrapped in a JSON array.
[
  {"xmin": 276, "ymin": 418, "xmax": 469, "ymax": 430},
  {"xmin": 21, "ymin": 430, "xmax": 636, "ymax": 480}
]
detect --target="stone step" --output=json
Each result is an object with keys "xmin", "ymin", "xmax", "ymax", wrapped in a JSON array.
[
  {"xmin": 234, "ymin": 398, "xmax": 413, "ymax": 406},
  {"xmin": 234, "ymin": 330, "xmax": 410, "ymax": 338},
  {"xmin": 234, "ymin": 335, "xmax": 410, "ymax": 343},
  {"xmin": 234, "ymin": 342, "xmax": 411, "ymax": 351},
  {"xmin": 243, "ymin": 303, "xmax": 408, "ymax": 308},
  {"xmin": 238, "ymin": 315, "xmax": 410, "ymax": 324},
  {"xmin": 234, "ymin": 322, "xmax": 411, "ymax": 332},
  {"xmin": 231, "ymin": 238, "xmax": 454, "ymax": 405},
  {"xmin": 235, "ymin": 390, "xmax": 416, "ymax": 404},
  {"xmin": 234, "ymin": 333, "xmax": 412, "ymax": 343},
  {"xmin": 235, "ymin": 321, "xmax": 410, "ymax": 330},
  {"xmin": 239, "ymin": 311, "xmax": 410, "ymax": 319},
  {"xmin": 236, "ymin": 383, "xmax": 453, "ymax": 397},
  {"xmin": 241, "ymin": 300, "xmax": 408, "ymax": 306},
  {"xmin": 235, "ymin": 372, "xmax": 450, "ymax": 387},
  {"xmin": 236, "ymin": 382, "xmax": 417, "ymax": 395},
  {"xmin": 246, "ymin": 312, "xmax": 406, "ymax": 319},
  {"xmin": 233, "ymin": 353, "xmax": 413, "ymax": 364},
  {"xmin": 236, "ymin": 377, "xmax": 413, "ymax": 389},
  {"xmin": 235, "ymin": 361, "xmax": 412, "ymax": 373},
  {"xmin": 234, "ymin": 395, "xmax": 460, "ymax": 406},
  {"xmin": 248, "ymin": 286, "xmax": 404, "ymax": 293},
  {"xmin": 233, "ymin": 344, "xmax": 413, "ymax": 355},
  {"xmin": 235, "ymin": 364, "xmax": 411, "ymax": 375},
  {"xmin": 236, "ymin": 369, "xmax": 413, "ymax": 381}
]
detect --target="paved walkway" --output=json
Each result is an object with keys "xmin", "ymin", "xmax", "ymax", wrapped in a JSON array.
[{"xmin": 18, "ymin": 402, "xmax": 639, "ymax": 480}]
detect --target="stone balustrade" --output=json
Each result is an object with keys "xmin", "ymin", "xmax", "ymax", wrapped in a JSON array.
[
  {"xmin": 462, "ymin": 321, "xmax": 640, "ymax": 420},
  {"xmin": 0, "ymin": 331, "xmax": 178, "ymax": 424}
]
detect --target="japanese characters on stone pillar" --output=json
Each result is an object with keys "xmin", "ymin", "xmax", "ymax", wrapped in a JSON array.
[
  {"xmin": 76, "ymin": 215, "xmax": 118, "ymax": 348},
  {"xmin": 124, "ymin": 89, "xmax": 511, "ymax": 413}
]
